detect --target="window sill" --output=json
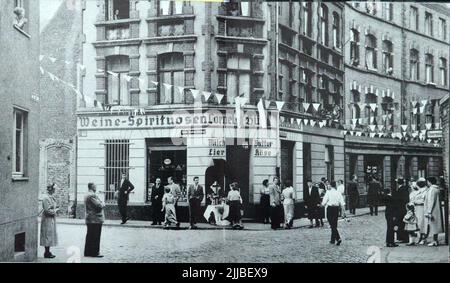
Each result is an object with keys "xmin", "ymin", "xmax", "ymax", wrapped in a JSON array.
[
  {"xmin": 12, "ymin": 176, "xmax": 29, "ymax": 182},
  {"xmin": 13, "ymin": 25, "xmax": 31, "ymax": 38}
]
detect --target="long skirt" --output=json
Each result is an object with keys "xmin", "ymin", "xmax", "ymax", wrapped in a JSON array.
[
  {"xmin": 228, "ymin": 200, "xmax": 241, "ymax": 224},
  {"xmin": 40, "ymin": 215, "xmax": 58, "ymax": 247},
  {"xmin": 164, "ymin": 204, "xmax": 178, "ymax": 225},
  {"xmin": 415, "ymin": 204, "xmax": 426, "ymax": 234},
  {"xmin": 260, "ymin": 194, "xmax": 270, "ymax": 221},
  {"xmin": 283, "ymin": 203, "xmax": 294, "ymax": 225}
]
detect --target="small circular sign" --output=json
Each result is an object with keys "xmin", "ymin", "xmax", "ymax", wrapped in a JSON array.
[{"xmin": 163, "ymin": 158, "xmax": 172, "ymax": 165}]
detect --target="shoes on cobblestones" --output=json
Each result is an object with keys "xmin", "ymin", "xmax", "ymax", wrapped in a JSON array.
[
  {"xmin": 406, "ymin": 242, "xmax": 416, "ymax": 246},
  {"xmin": 93, "ymin": 254, "xmax": 104, "ymax": 258},
  {"xmin": 336, "ymin": 239, "xmax": 342, "ymax": 246},
  {"xmin": 151, "ymin": 223, "xmax": 157, "ymax": 226},
  {"xmin": 386, "ymin": 243, "xmax": 399, "ymax": 247},
  {"xmin": 329, "ymin": 241, "xmax": 335, "ymax": 244},
  {"xmin": 418, "ymin": 240, "xmax": 427, "ymax": 245},
  {"xmin": 427, "ymin": 241, "xmax": 438, "ymax": 247},
  {"xmin": 44, "ymin": 253, "xmax": 55, "ymax": 258},
  {"xmin": 308, "ymin": 225, "xmax": 314, "ymax": 229}
]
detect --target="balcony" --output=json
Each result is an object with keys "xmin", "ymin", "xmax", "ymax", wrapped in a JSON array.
[
  {"xmin": 157, "ymin": 21, "xmax": 185, "ymax": 37},
  {"xmin": 106, "ymin": 25, "xmax": 130, "ymax": 40}
]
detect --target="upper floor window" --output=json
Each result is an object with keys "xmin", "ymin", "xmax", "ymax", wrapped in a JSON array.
[
  {"xmin": 365, "ymin": 34, "xmax": 377, "ymax": 70},
  {"xmin": 13, "ymin": 0, "xmax": 29, "ymax": 33},
  {"xmin": 288, "ymin": 1, "xmax": 294, "ymax": 27},
  {"xmin": 302, "ymin": 2, "xmax": 312, "ymax": 37},
  {"xmin": 439, "ymin": 57, "xmax": 447, "ymax": 86},
  {"xmin": 439, "ymin": 18, "xmax": 447, "ymax": 41},
  {"xmin": 382, "ymin": 3, "xmax": 393, "ymax": 21},
  {"xmin": 158, "ymin": 52, "xmax": 184, "ymax": 104},
  {"xmin": 159, "ymin": 0, "xmax": 184, "ymax": 16},
  {"xmin": 227, "ymin": 55, "xmax": 251, "ymax": 103},
  {"xmin": 425, "ymin": 12, "xmax": 433, "ymax": 36},
  {"xmin": 106, "ymin": 55, "xmax": 130, "ymax": 105},
  {"xmin": 332, "ymin": 13, "xmax": 340, "ymax": 49},
  {"xmin": 410, "ymin": 6, "xmax": 419, "ymax": 31},
  {"xmin": 425, "ymin": 53, "xmax": 434, "ymax": 84},
  {"xmin": 350, "ymin": 28, "xmax": 360, "ymax": 66},
  {"xmin": 382, "ymin": 40, "xmax": 393, "ymax": 75},
  {"xmin": 106, "ymin": 0, "xmax": 130, "ymax": 20},
  {"xmin": 410, "ymin": 49, "xmax": 419, "ymax": 80},
  {"xmin": 225, "ymin": 0, "xmax": 250, "ymax": 17},
  {"xmin": 366, "ymin": 1, "xmax": 378, "ymax": 15},
  {"xmin": 381, "ymin": 97, "xmax": 395, "ymax": 128},
  {"xmin": 13, "ymin": 108, "xmax": 28, "ymax": 178},
  {"xmin": 280, "ymin": 62, "xmax": 293, "ymax": 97},
  {"xmin": 320, "ymin": 4, "xmax": 328, "ymax": 46}
]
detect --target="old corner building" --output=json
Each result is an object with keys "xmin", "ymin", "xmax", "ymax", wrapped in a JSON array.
[
  {"xmin": 76, "ymin": 1, "xmax": 346, "ymax": 220},
  {"xmin": 0, "ymin": 0, "xmax": 40, "ymax": 261},
  {"xmin": 344, "ymin": 2, "xmax": 448, "ymax": 204}
]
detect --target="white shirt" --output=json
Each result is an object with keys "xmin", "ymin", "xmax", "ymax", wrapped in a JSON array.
[
  {"xmin": 282, "ymin": 186, "xmax": 295, "ymax": 205},
  {"xmin": 337, "ymin": 184, "xmax": 345, "ymax": 196},
  {"xmin": 322, "ymin": 188, "xmax": 345, "ymax": 207}
]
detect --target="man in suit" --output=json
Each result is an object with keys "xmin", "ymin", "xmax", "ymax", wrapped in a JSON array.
[
  {"xmin": 188, "ymin": 176, "xmax": 204, "ymax": 229},
  {"xmin": 346, "ymin": 175, "xmax": 360, "ymax": 215},
  {"xmin": 117, "ymin": 172, "xmax": 135, "ymax": 224},
  {"xmin": 382, "ymin": 187, "xmax": 400, "ymax": 247},
  {"xmin": 395, "ymin": 177, "xmax": 410, "ymax": 243},
  {"xmin": 166, "ymin": 176, "xmax": 181, "ymax": 225},
  {"xmin": 150, "ymin": 178, "xmax": 164, "ymax": 225},
  {"xmin": 367, "ymin": 176, "xmax": 382, "ymax": 216},
  {"xmin": 304, "ymin": 179, "xmax": 322, "ymax": 228},
  {"xmin": 269, "ymin": 177, "xmax": 282, "ymax": 230},
  {"xmin": 84, "ymin": 183, "xmax": 105, "ymax": 257}
]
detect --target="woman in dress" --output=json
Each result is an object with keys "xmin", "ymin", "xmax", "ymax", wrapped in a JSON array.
[
  {"xmin": 412, "ymin": 178, "xmax": 429, "ymax": 244},
  {"xmin": 260, "ymin": 179, "xmax": 271, "ymax": 224},
  {"xmin": 282, "ymin": 180, "xmax": 296, "ymax": 229},
  {"xmin": 424, "ymin": 177, "xmax": 443, "ymax": 246},
  {"xmin": 40, "ymin": 183, "xmax": 59, "ymax": 258},
  {"xmin": 161, "ymin": 187, "xmax": 178, "ymax": 229}
]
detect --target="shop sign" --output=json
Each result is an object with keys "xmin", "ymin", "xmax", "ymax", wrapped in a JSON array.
[
  {"xmin": 208, "ymin": 138, "xmax": 226, "ymax": 157},
  {"xmin": 427, "ymin": 130, "xmax": 443, "ymax": 139},
  {"xmin": 253, "ymin": 139, "xmax": 275, "ymax": 157}
]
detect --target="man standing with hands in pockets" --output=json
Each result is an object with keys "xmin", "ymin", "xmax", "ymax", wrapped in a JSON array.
[
  {"xmin": 188, "ymin": 176, "xmax": 204, "ymax": 229},
  {"xmin": 322, "ymin": 181, "xmax": 346, "ymax": 246}
]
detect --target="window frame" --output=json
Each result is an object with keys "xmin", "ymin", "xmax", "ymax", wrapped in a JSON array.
[
  {"xmin": 425, "ymin": 53, "xmax": 434, "ymax": 84},
  {"xmin": 105, "ymin": 0, "xmax": 130, "ymax": 21},
  {"xmin": 365, "ymin": 34, "xmax": 377, "ymax": 70},
  {"xmin": 350, "ymin": 28, "xmax": 360, "ymax": 65},
  {"xmin": 105, "ymin": 55, "xmax": 131, "ymax": 106},
  {"xmin": 410, "ymin": 49, "xmax": 419, "ymax": 80},
  {"xmin": 439, "ymin": 17, "xmax": 447, "ymax": 41},
  {"xmin": 320, "ymin": 4, "xmax": 329, "ymax": 46},
  {"xmin": 302, "ymin": 2, "xmax": 312, "ymax": 37},
  {"xmin": 439, "ymin": 57, "xmax": 447, "ymax": 86},
  {"xmin": 410, "ymin": 6, "xmax": 419, "ymax": 31},
  {"xmin": 425, "ymin": 12, "xmax": 433, "ymax": 36},
  {"xmin": 226, "ymin": 54, "xmax": 252, "ymax": 103},
  {"xmin": 382, "ymin": 40, "xmax": 393, "ymax": 74},
  {"xmin": 158, "ymin": 52, "xmax": 185, "ymax": 104},
  {"xmin": 332, "ymin": 12, "xmax": 340, "ymax": 49},
  {"xmin": 158, "ymin": 0, "xmax": 184, "ymax": 16},
  {"xmin": 12, "ymin": 107, "xmax": 28, "ymax": 178}
]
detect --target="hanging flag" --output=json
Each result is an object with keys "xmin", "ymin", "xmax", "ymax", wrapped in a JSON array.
[
  {"xmin": 425, "ymin": 123, "xmax": 432, "ymax": 130},
  {"xmin": 412, "ymin": 108, "xmax": 418, "ymax": 115},
  {"xmin": 40, "ymin": 67, "xmax": 44, "ymax": 75},
  {"xmin": 369, "ymin": 117, "xmax": 375, "ymax": 124},
  {"xmin": 265, "ymin": 100, "xmax": 272, "ymax": 109},
  {"xmin": 411, "ymin": 100, "xmax": 418, "ymax": 107},
  {"xmin": 151, "ymin": 81, "xmax": 159, "ymax": 87},
  {"xmin": 275, "ymin": 101, "xmax": 285, "ymax": 111},
  {"xmin": 49, "ymin": 57, "xmax": 57, "ymax": 63},
  {"xmin": 296, "ymin": 118, "xmax": 302, "ymax": 125},
  {"xmin": 177, "ymin": 86, "xmax": 185, "ymax": 97},
  {"xmin": 427, "ymin": 139, "xmax": 432, "ymax": 144},
  {"xmin": 190, "ymin": 89, "xmax": 201, "ymax": 100},
  {"xmin": 203, "ymin": 91, "xmax": 212, "ymax": 102},
  {"xmin": 310, "ymin": 120, "xmax": 316, "ymax": 127},
  {"xmin": 378, "ymin": 125, "xmax": 384, "ymax": 132},
  {"xmin": 369, "ymin": 133, "xmax": 376, "ymax": 138},
  {"xmin": 163, "ymin": 83, "xmax": 172, "ymax": 93},
  {"xmin": 351, "ymin": 118, "xmax": 357, "ymax": 125},
  {"xmin": 351, "ymin": 124, "xmax": 356, "ymax": 130},
  {"xmin": 420, "ymin": 99, "xmax": 428, "ymax": 106},
  {"xmin": 369, "ymin": 125, "xmax": 376, "ymax": 132},
  {"xmin": 303, "ymin": 103, "xmax": 310, "ymax": 112},
  {"xmin": 215, "ymin": 93, "xmax": 224, "ymax": 104},
  {"xmin": 257, "ymin": 99, "xmax": 267, "ymax": 129},
  {"xmin": 434, "ymin": 123, "xmax": 440, "ymax": 129},
  {"xmin": 419, "ymin": 106, "xmax": 425, "ymax": 113},
  {"xmin": 312, "ymin": 103, "xmax": 320, "ymax": 112},
  {"xmin": 401, "ymin": 125, "xmax": 408, "ymax": 131},
  {"xmin": 304, "ymin": 119, "xmax": 309, "ymax": 126},
  {"xmin": 369, "ymin": 103, "xmax": 378, "ymax": 112}
]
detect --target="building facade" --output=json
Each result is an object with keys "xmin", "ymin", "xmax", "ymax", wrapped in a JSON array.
[
  {"xmin": 343, "ymin": 2, "xmax": 448, "ymax": 203},
  {"xmin": 0, "ymin": 0, "xmax": 40, "ymax": 262},
  {"xmin": 77, "ymin": 0, "xmax": 345, "ymax": 220}
]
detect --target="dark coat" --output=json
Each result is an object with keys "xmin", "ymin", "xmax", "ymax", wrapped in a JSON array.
[
  {"xmin": 304, "ymin": 185, "xmax": 321, "ymax": 207},
  {"xmin": 367, "ymin": 181, "xmax": 382, "ymax": 205},
  {"xmin": 150, "ymin": 184, "xmax": 164, "ymax": 206},
  {"xmin": 118, "ymin": 179, "xmax": 134, "ymax": 203},
  {"xmin": 346, "ymin": 181, "xmax": 360, "ymax": 196},
  {"xmin": 188, "ymin": 184, "xmax": 204, "ymax": 201}
]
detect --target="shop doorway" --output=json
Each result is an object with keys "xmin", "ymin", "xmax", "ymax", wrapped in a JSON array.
[
  {"xmin": 226, "ymin": 143, "xmax": 250, "ymax": 211},
  {"xmin": 364, "ymin": 155, "xmax": 384, "ymax": 188}
]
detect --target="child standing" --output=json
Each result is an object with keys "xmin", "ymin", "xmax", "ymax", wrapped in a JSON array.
[
  {"xmin": 161, "ymin": 187, "xmax": 178, "ymax": 229},
  {"xmin": 403, "ymin": 203, "xmax": 419, "ymax": 246}
]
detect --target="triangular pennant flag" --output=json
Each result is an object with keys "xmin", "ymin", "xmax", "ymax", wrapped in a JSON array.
[
  {"xmin": 296, "ymin": 118, "xmax": 302, "ymax": 125},
  {"xmin": 265, "ymin": 100, "xmax": 272, "ymax": 108},
  {"xmin": 369, "ymin": 133, "xmax": 376, "ymax": 138},
  {"xmin": 312, "ymin": 103, "xmax": 320, "ymax": 112},
  {"xmin": 434, "ymin": 123, "xmax": 440, "ymax": 129},
  {"xmin": 351, "ymin": 124, "xmax": 356, "ymax": 130},
  {"xmin": 421, "ymin": 99, "xmax": 428, "ymax": 106},
  {"xmin": 369, "ymin": 103, "xmax": 378, "ymax": 112},
  {"xmin": 49, "ymin": 57, "xmax": 57, "ymax": 63},
  {"xmin": 304, "ymin": 119, "xmax": 309, "ymax": 126},
  {"xmin": 369, "ymin": 117, "xmax": 375, "ymax": 124},
  {"xmin": 303, "ymin": 103, "xmax": 310, "ymax": 112},
  {"xmin": 258, "ymin": 99, "xmax": 267, "ymax": 129},
  {"xmin": 40, "ymin": 67, "xmax": 44, "ymax": 75},
  {"xmin": 378, "ymin": 125, "xmax": 384, "ymax": 132},
  {"xmin": 412, "ymin": 108, "xmax": 418, "ymax": 115},
  {"xmin": 77, "ymin": 64, "xmax": 86, "ymax": 71},
  {"xmin": 351, "ymin": 119, "xmax": 357, "ymax": 125},
  {"xmin": 310, "ymin": 120, "xmax": 316, "ymax": 127},
  {"xmin": 163, "ymin": 83, "xmax": 173, "ymax": 93},
  {"xmin": 124, "ymin": 75, "xmax": 132, "ymax": 82},
  {"xmin": 151, "ymin": 81, "xmax": 159, "ymax": 86},
  {"xmin": 215, "ymin": 93, "xmax": 224, "ymax": 104},
  {"xmin": 369, "ymin": 125, "xmax": 376, "ymax": 132},
  {"xmin": 419, "ymin": 106, "xmax": 425, "ymax": 113},
  {"xmin": 290, "ymin": 118, "xmax": 294, "ymax": 125},
  {"xmin": 411, "ymin": 100, "xmax": 418, "ymax": 107},
  {"xmin": 425, "ymin": 123, "xmax": 432, "ymax": 130},
  {"xmin": 275, "ymin": 101, "xmax": 285, "ymax": 111},
  {"xmin": 401, "ymin": 125, "xmax": 408, "ymax": 131},
  {"xmin": 39, "ymin": 55, "xmax": 44, "ymax": 61},
  {"xmin": 427, "ymin": 139, "xmax": 432, "ymax": 144},
  {"xmin": 356, "ymin": 131, "xmax": 362, "ymax": 137},
  {"xmin": 177, "ymin": 86, "xmax": 185, "ymax": 96},
  {"xmin": 202, "ymin": 91, "xmax": 212, "ymax": 102},
  {"xmin": 190, "ymin": 89, "xmax": 201, "ymax": 100}
]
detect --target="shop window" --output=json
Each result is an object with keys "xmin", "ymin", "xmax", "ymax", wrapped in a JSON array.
[
  {"xmin": 106, "ymin": 55, "xmax": 130, "ymax": 105},
  {"xmin": 325, "ymin": 145, "xmax": 334, "ymax": 182},
  {"xmin": 425, "ymin": 12, "xmax": 433, "ymax": 36},
  {"xmin": 225, "ymin": 0, "xmax": 251, "ymax": 17},
  {"xmin": 365, "ymin": 34, "xmax": 377, "ymax": 70},
  {"xmin": 13, "ymin": 108, "xmax": 28, "ymax": 179},
  {"xmin": 350, "ymin": 29, "xmax": 360, "ymax": 66},
  {"xmin": 410, "ymin": 49, "xmax": 419, "ymax": 80},
  {"xmin": 439, "ymin": 18, "xmax": 447, "ymax": 41},
  {"xmin": 382, "ymin": 40, "xmax": 393, "ymax": 75},
  {"xmin": 226, "ymin": 54, "xmax": 251, "ymax": 104},
  {"xmin": 105, "ymin": 139, "xmax": 130, "ymax": 203},
  {"xmin": 302, "ymin": 2, "xmax": 312, "ymax": 37},
  {"xmin": 425, "ymin": 53, "xmax": 434, "ymax": 84},
  {"xmin": 158, "ymin": 52, "xmax": 184, "ymax": 104},
  {"xmin": 382, "ymin": 97, "xmax": 395, "ymax": 129},
  {"xmin": 332, "ymin": 13, "xmax": 340, "ymax": 49},
  {"xmin": 14, "ymin": 232, "xmax": 25, "ymax": 254},
  {"xmin": 159, "ymin": 0, "xmax": 184, "ymax": 16},
  {"xmin": 439, "ymin": 58, "xmax": 447, "ymax": 86},
  {"xmin": 105, "ymin": 0, "xmax": 130, "ymax": 20},
  {"xmin": 320, "ymin": 4, "xmax": 328, "ymax": 46},
  {"xmin": 410, "ymin": 6, "xmax": 418, "ymax": 31},
  {"xmin": 13, "ymin": 0, "xmax": 29, "ymax": 33}
]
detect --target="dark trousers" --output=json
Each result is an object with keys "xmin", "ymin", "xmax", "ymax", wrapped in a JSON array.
[
  {"xmin": 189, "ymin": 198, "xmax": 201, "ymax": 226},
  {"xmin": 369, "ymin": 205, "xmax": 378, "ymax": 215},
  {"xmin": 385, "ymin": 215, "xmax": 396, "ymax": 244},
  {"xmin": 118, "ymin": 200, "xmax": 128, "ymax": 222},
  {"xmin": 152, "ymin": 202, "xmax": 163, "ymax": 224},
  {"xmin": 84, "ymin": 223, "xmax": 102, "ymax": 256},
  {"xmin": 270, "ymin": 205, "xmax": 282, "ymax": 229},
  {"xmin": 327, "ymin": 206, "xmax": 341, "ymax": 242},
  {"xmin": 260, "ymin": 195, "xmax": 270, "ymax": 223}
]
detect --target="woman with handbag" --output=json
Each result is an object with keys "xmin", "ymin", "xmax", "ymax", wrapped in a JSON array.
[{"xmin": 40, "ymin": 183, "xmax": 59, "ymax": 258}]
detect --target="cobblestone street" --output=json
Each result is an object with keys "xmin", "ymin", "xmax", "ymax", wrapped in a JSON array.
[{"xmin": 37, "ymin": 212, "xmax": 447, "ymax": 263}]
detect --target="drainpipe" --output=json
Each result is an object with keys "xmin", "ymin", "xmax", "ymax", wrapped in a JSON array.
[{"xmin": 274, "ymin": 2, "xmax": 281, "ymax": 178}]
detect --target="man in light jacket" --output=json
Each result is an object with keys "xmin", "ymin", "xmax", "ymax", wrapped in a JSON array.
[
  {"xmin": 84, "ymin": 183, "xmax": 105, "ymax": 258},
  {"xmin": 424, "ymin": 177, "xmax": 443, "ymax": 246},
  {"xmin": 269, "ymin": 177, "xmax": 282, "ymax": 230}
]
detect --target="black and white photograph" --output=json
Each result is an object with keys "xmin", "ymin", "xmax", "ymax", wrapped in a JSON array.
[{"xmin": 0, "ymin": 0, "xmax": 449, "ymax": 267}]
